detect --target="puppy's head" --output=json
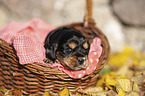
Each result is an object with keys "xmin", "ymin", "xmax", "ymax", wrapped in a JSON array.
[{"xmin": 44, "ymin": 27, "xmax": 90, "ymax": 71}]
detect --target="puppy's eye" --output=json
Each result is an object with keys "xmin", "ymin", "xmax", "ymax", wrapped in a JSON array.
[
  {"xmin": 83, "ymin": 42, "xmax": 89, "ymax": 49},
  {"xmin": 68, "ymin": 42, "xmax": 77, "ymax": 49}
]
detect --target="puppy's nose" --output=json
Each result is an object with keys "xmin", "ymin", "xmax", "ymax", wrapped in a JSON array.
[{"xmin": 78, "ymin": 58, "xmax": 85, "ymax": 65}]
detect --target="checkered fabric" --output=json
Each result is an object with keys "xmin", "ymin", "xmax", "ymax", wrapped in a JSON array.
[
  {"xmin": 0, "ymin": 19, "xmax": 55, "ymax": 64},
  {"xmin": 0, "ymin": 19, "xmax": 102, "ymax": 79}
]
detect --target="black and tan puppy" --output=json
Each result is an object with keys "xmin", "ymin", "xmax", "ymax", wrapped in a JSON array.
[{"xmin": 44, "ymin": 26, "xmax": 90, "ymax": 71}]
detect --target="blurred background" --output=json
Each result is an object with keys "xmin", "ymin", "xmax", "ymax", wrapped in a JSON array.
[{"xmin": 0, "ymin": 0, "xmax": 145, "ymax": 53}]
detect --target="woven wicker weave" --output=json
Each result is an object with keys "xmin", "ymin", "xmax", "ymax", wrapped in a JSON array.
[{"xmin": 0, "ymin": 0, "xmax": 110, "ymax": 95}]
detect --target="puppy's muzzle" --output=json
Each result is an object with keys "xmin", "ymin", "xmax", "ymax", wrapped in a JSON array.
[
  {"xmin": 77, "ymin": 57, "xmax": 87, "ymax": 69},
  {"xmin": 62, "ymin": 54, "xmax": 88, "ymax": 71}
]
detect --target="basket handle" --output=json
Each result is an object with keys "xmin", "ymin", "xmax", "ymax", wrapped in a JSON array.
[{"xmin": 84, "ymin": 0, "xmax": 96, "ymax": 28}]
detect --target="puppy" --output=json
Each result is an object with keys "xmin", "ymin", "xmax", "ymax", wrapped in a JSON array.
[{"xmin": 44, "ymin": 26, "xmax": 90, "ymax": 71}]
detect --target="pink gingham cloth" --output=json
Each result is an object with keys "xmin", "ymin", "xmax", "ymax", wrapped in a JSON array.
[
  {"xmin": 0, "ymin": 19, "xmax": 55, "ymax": 64},
  {"xmin": 0, "ymin": 19, "xmax": 102, "ymax": 79}
]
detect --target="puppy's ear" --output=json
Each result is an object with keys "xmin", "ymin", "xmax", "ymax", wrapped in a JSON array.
[{"xmin": 44, "ymin": 44, "xmax": 58, "ymax": 62}]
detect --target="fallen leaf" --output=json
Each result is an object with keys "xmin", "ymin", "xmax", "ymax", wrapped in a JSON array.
[
  {"xmin": 126, "ymin": 92, "xmax": 139, "ymax": 96},
  {"xmin": 58, "ymin": 88, "xmax": 70, "ymax": 96},
  {"xmin": 132, "ymin": 51, "xmax": 142, "ymax": 66},
  {"xmin": 96, "ymin": 72, "xmax": 117, "ymax": 87},
  {"xmin": 116, "ymin": 87, "xmax": 126, "ymax": 96},
  {"xmin": 0, "ymin": 88, "xmax": 8, "ymax": 92},
  {"xmin": 116, "ymin": 65, "xmax": 129, "ymax": 75},
  {"xmin": 106, "ymin": 75, "xmax": 116, "ymax": 87},
  {"xmin": 126, "ymin": 70, "xmax": 134, "ymax": 79},
  {"xmin": 116, "ymin": 79, "xmax": 131, "ymax": 92},
  {"xmin": 132, "ymin": 82, "xmax": 140, "ymax": 92},
  {"xmin": 83, "ymin": 87, "xmax": 103, "ymax": 94},
  {"xmin": 131, "ymin": 74, "xmax": 144, "ymax": 85},
  {"xmin": 109, "ymin": 47, "xmax": 133, "ymax": 68},
  {"xmin": 44, "ymin": 91, "xmax": 50, "ymax": 96},
  {"xmin": 116, "ymin": 75, "xmax": 127, "ymax": 79}
]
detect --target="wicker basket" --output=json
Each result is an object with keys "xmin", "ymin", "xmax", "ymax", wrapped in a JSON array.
[{"xmin": 0, "ymin": 0, "xmax": 110, "ymax": 95}]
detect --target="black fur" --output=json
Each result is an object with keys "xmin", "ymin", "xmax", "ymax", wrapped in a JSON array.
[{"xmin": 44, "ymin": 26, "xmax": 90, "ymax": 67}]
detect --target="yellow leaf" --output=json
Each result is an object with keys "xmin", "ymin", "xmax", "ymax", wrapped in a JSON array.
[
  {"xmin": 106, "ymin": 75, "xmax": 116, "ymax": 86},
  {"xmin": 126, "ymin": 92, "xmax": 139, "ymax": 96},
  {"xmin": 75, "ymin": 92, "xmax": 81, "ymax": 96},
  {"xmin": 96, "ymin": 72, "xmax": 127, "ymax": 89},
  {"xmin": 126, "ymin": 70, "xmax": 134, "ymax": 79},
  {"xmin": 132, "ymin": 51, "xmax": 142, "ymax": 66},
  {"xmin": 131, "ymin": 74, "xmax": 144, "ymax": 85},
  {"xmin": 109, "ymin": 54, "xmax": 128, "ymax": 67},
  {"xmin": 139, "ymin": 59, "xmax": 145, "ymax": 67},
  {"xmin": 0, "ymin": 89, "xmax": 13, "ymax": 95},
  {"xmin": 116, "ymin": 79, "xmax": 131, "ymax": 92},
  {"xmin": 109, "ymin": 72, "xmax": 117, "ymax": 78},
  {"xmin": 122, "ymin": 47, "xmax": 133, "ymax": 54},
  {"xmin": 109, "ymin": 47, "xmax": 133, "ymax": 68},
  {"xmin": 116, "ymin": 75, "xmax": 127, "ymax": 79},
  {"xmin": 116, "ymin": 87, "xmax": 126, "ymax": 96},
  {"xmin": 96, "ymin": 72, "xmax": 117, "ymax": 87},
  {"xmin": 97, "ymin": 94, "xmax": 106, "ymax": 96},
  {"xmin": 84, "ymin": 87, "xmax": 103, "ymax": 94},
  {"xmin": 99, "ymin": 95, "xmax": 106, "ymax": 96},
  {"xmin": 0, "ymin": 88, "xmax": 8, "ymax": 91},
  {"xmin": 96, "ymin": 79, "xmax": 104, "ymax": 87},
  {"xmin": 133, "ymin": 58, "xmax": 139, "ymax": 66},
  {"xmin": 58, "ymin": 88, "xmax": 69, "ymax": 96},
  {"xmin": 116, "ymin": 65, "xmax": 129, "ymax": 75},
  {"xmin": 133, "ymin": 82, "xmax": 140, "ymax": 92},
  {"xmin": 44, "ymin": 91, "xmax": 50, "ymax": 96},
  {"xmin": 4, "ymin": 90, "xmax": 12, "ymax": 95}
]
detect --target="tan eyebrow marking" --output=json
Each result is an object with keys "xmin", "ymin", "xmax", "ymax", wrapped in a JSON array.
[
  {"xmin": 68, "ymin": 42, "xmax": 77, "ymax": 49},
  {"xmin": 83, "ymin": 42, "xmax": 89, "ymax": 49}
]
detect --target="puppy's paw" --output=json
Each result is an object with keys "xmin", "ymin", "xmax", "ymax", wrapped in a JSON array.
[{"xmin": 43, "ymin": 58, "xmax": 53, "ymax": 64}]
